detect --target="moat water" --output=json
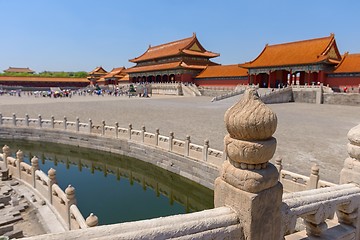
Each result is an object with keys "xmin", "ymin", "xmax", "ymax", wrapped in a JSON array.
[{"xmin": 0, "ymin": 140, "xmax": 214, "ymax": 225}]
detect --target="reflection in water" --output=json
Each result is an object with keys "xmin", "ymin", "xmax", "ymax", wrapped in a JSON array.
[{"xmin": 0, "ymin": 140, "xmax": 214, "ymax": 225}]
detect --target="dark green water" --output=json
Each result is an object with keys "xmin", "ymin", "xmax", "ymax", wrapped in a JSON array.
[{"xmin": 0, "ymin": 139, "xmax": 214, "ymax": 225}]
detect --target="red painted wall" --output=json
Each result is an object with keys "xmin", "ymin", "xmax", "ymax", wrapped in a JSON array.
[
  {"xmin": 325, "ymin": 76, "xmax": 360, "ymax": 88},
  {"xmin": 180, "ymin": 74, "xmax": 193, "ymax": 83},
  {"xmin": 194, "ymin": 78, "xmax": 248, "ymax": 86}
]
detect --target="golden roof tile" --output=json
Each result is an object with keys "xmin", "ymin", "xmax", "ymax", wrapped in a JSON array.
[
  {"xmin": 196, "ymin": 64, "xmax": 248, "ymax": 78},
  {"xmin": 333, "ymin": 53, "xmax": 360, "ymax": 73},
  {"xmin": 242, "ymin": 34, "xmax": 342, "ymax": 68},
  {"xmin": 129, "ymin": 33, "xmax": 219, "ymax": 62}
]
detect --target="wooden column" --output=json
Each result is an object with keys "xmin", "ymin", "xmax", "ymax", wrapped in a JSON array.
[{"xmin": 268, "ymin": 71, "xmax": 271, "ymax": 88}]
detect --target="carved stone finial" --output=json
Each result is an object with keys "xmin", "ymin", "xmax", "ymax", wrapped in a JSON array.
[
  {"xmin": 224, "ymin": 88, "xmax": 277, "ymax": 141},
  {"xmin": 31, "ymin": 156, "xmax": 39, "ymax": 168},
  {"xmin": 16, "ymin": 150, "xmax": 24, "ymax": 160},
  {"xmin": 86, "ymin": 213, "xmax": 99, "ymax": 227},
  {"xmin": 2, "ymin": 145, "xmax": 10, "ymax": 155},
  {"xmin": 220, "ymin": 88, "xmax": 279, "ymax": 193},
  {"xmin": 224, "ymin": 89, "xmax": 277, "ymax": 166},
  {"xmin": 48, "ymin": 168, "xmax": 56, "ymax": 181},
  {"xmin": 311, "ymin": 164, "xmax": 319, "ymax": 175},
  {"xmin": 65, "ymin": 184, "xmax": 75, "ymax": 199}
]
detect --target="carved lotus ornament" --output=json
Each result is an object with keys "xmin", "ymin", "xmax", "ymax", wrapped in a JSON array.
[{"xmin": 224, "ymin": 89, "xmax": 277, "ymax": 141}]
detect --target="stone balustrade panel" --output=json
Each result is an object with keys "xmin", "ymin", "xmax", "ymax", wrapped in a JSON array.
[
  {"xmin": 69, "ymin": 205, "xmax": 88, "ymax": 230},
  {"xmin": 281, "ymin": 184, "xmax": 360, "ymax": 237},
  {"xmin": 172, "ymin": 139, "xmax": 185, "ymax": 155},
  {"xmin": 206, "ymin": 148, "xmax": 223, "ymax": 166},
  {"xmin": 130, "ymin": 130, "xmax": 142, "ymax": 142},
  {"xmin": 188, "ymin": 143, "xmax": 203, "ymax": 160},
  {"xmin": 52, "ymin": 184, "xmax": 69, "ymax": 223},
  {"xmin": 158, "ymin": 135, "xmax": 170, "ymax": 150},
  {"xmin": 116, "ymin": 127, "xmax": 128, "ymax": 139},
  {"xmin": 19, "ymin": 162, "xmax": 33, "ymax": 185},
  {"xmin": 144, "ymin": 132, "xmax": 156, "ymax": 145},
  {"xmin": 34, "ymin": 170, "xmax": 50, "ymax": 201}
]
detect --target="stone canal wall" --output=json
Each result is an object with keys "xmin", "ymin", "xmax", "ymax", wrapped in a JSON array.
[{"xmin": 0, "ymin": 114, "xmax": 221, "ymax": 190}]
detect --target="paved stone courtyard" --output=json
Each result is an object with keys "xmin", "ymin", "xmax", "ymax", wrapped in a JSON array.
[{"xmin": 0, "ymin": 94, "xmax": 359, "ymax": 183}]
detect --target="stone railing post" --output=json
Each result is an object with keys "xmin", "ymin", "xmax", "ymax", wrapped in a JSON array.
[
  {"xmin": 76, "ymin": 117, "xmax": 80, "ymax": 132},
  {"xmin": 31, "ymin": 156, "xmax": 39, "ymax": 188},
  {"xmin": 88, "ymin": 119, "xmax": 92, "ymax": 134},
  {"xmin": 16, "ymin": 150, "xmax": 23, "ymax": 179},
  {"xmin": 48, "ymin": 168, "xmax": 56, "ymax": 204},
  {"xmin": 65, "ymin": 185, "xmax": 77, "ymax": 230},
  {"xmin": 101, "ymin": 120, "xmax": 105, "ymax": 135},
  {"xmin": 12, "ymin": 113, "xmax": 16, "ymax": 126},
  {"xmin": 38, "ymin": 114, "xmax": 42, "ymax": 128},
  {"xmin": 214, "ymin": 89, "xmax": 282, "ymax": 240},
  {"xmin": 64, "ymin": 116, "xmax": 67, "ymax": 130},
  {"xmin": 141, "ymin": 126, "xmax": 145, "ymax": 142},
  {"xmin": 202, "ymin": 139, "xmax": 209, "ymax": 162},
  {"xmin": 184, "ymin": 135, "xmax": 190, "ymax": 156},
  {"xmin": 169, "ymin": 132, "xmax": 174, "ymax": 151},
  {"xmin": 307, "ymin": 164, "xmax": 319, "ymax": 190},
  {"xmin": 86, "ymin": 213, "xmax": 99, "ymax": 228},
  {"xmin": 0, "ymin": 113, "xmax": 2, "ymax": 125},
  {"xmin": 51, "ymin": 116, "xmax": 55, "ymax": 129},
  {"xmin": 25, "ymin": 114, "xmax": 29, "ymax": 127},
  {"xmin": 128, "ymin": 124, "xmax": 132, "ymax": 140},
  {"xmin": 339, "ymin": 123, "xmax": 360, "ymax": 239},
  {"xmin": 2, "ymin": 145, "xmax": 10, "ymax": 168},
  {"xmin": 115, "ymin": 122, "xmax": 119, "ymax": 138},
  {"xmin": 155, "ymin": 128, "xmax": 159, "ymax": 146}
]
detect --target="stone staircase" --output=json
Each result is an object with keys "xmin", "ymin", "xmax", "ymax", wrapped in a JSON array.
[
  {"xmin": 260, "ymin": 87, "xmax": 293, "ymax": 104},
  {"xmin": 181, "ymin": 84, "xmax": 201, "ymax": 97}
]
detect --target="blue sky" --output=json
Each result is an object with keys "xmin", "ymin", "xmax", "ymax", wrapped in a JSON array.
[{"xmin": 1, "ymin": 0, "xmax": 360, "ymax": 73}]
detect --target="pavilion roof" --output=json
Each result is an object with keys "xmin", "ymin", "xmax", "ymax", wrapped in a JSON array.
[
  {"xmin": 103, "ymin": 67, "xmax": 126, "ymax": 78},
  {"xmin": 129, "ymin": 33, "xmax": 219, "ymax": 63},
  {"xmin": 125, "ymin": 61, "xmax": 208, "ymax": 74},
  {"xmin": 88, "ymin": 66, "xmax": 107, "ymax": 75},
  {"xmin": 196, "ymin": 64, "xmax": 248, "ymax": 78},
  {"xmin": 242, "ymin": 34, "xmax": 342, "ymax": 69},
  {"xmin": 119, "ymin": 74, "xmax": 130, "ymax": 82},
  {"xmin": 4, "ymin": 67, "xmax": 35, "ymax": 73},
  {"xmin": 333, "ymin": 53, "xmax": 360, "ymax": 73}
]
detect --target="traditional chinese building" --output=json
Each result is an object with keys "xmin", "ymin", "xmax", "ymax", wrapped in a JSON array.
[
  {"xmin": 241, "ymin": 34, "xmax": 342, "ymax": 88},
  {"xmin": 97, "ymin": 67, "xmax": 126, "ymax": 86},
  {"xmin": 126, "ymin": 33, "xmax": 219, "ymax": 83},
  {"xmin": 3, "ymin": 67, "xmax": 35, "ymax": 74},
  {"xmin": 87, "ymin": 66, "xmax": 107, "ymax": 85},
  {"xmin": 327, "ymin": 53, "xmax": 360, "ymax": 90},
  {"xmin": 194, "ymin": 64, "xmax": 248, "ymax": 86},
  {"xmin": 0, "ymin": 76, "xmax": 88, "ymax": 88}
]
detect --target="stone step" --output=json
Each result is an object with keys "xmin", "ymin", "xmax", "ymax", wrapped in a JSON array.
[
  {"xmin": 3, "ymin": 229, "xmax": 23, "ymax": 238},
  {"xmin": 0, "ymin": 215, "xmax": 22, "ymax": 227},
  {"xmin": 0, "ymin": 195, "xmax": 11, "ymax": 204},
  {"xmin": 0, "ymin": 225, "xmax": 13, "ymax": 235}
]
